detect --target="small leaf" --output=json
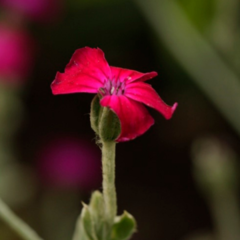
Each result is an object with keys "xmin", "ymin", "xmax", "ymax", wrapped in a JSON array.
[
  {"xmin": 72, "ymin": 203, "xmax": 97, "ymax": 240},
  {"xmin": 81, "ymin": 203, "xmax": 98, "ymax": 240},
  {"xmin": 89, "ymin": 191, "xmax": 107, "ymax": 240},
  {"xmin": 89, "ymin": 191, "xmax": 104, "ymax": 219},
  {"xmin": 72, "ymin": 219, "xmax": 89, "ymax": 240},
  {"xmin": 111, "ymin": 211, "xmax": 137, "ymax": 240}
]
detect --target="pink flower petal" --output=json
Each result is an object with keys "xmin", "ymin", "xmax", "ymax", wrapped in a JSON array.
[
  {"xmin": 51, "ymin": 47, "xmax": 111, "ymax": 95},
  {"xmin": 125, "ymin": 82, "xmax": 178, "ymax": 119},
  {"xmin": 100, "ymin": 95, "xmax": 154, "ymax": 142},
  {"xmin": 110, "ymin": 66, "xmax": 157, "ymax": 83},
  {"xmin": 51, "ymin": 72, "xmax": 100, "ymax": 94}
]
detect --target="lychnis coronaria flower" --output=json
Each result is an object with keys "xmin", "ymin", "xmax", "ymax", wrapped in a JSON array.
[{"xmin": 51, "ymin": 47, "xmax": 177, "ymax": 142}]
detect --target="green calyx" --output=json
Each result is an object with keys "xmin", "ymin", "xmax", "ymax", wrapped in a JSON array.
[{"xmin": 90, "ymin": 95, "xmax": 121, "ymax": 142}]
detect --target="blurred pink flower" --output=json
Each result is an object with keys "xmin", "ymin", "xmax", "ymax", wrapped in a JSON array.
[
  {"xmin": 36, "ymin": 137, "xmax": 102, "ymax": 191},
  {"xmin": 0, "ymin": 0, "xmax": 61, "ymax": 23},
  {"xmin": 0, "ymin": 23, "xmax": 34, "ymax": 85}
]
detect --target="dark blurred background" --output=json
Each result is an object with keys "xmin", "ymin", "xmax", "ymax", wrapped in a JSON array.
[{"xmin": 0, "ymin": 0, "xmax": 240, "ymax": 240}]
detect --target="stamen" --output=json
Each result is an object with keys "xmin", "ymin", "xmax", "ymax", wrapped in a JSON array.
[
  {"xmin": 99, "ymin": 79, "xmax": 125, "ymax": 96},
  {"xmin": 110, "ymin": 87, "xmax": 115, "ymax": 94}
]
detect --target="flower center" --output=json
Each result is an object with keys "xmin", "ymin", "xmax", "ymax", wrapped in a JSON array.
[{"xmin": 99, "ymin": 79, "xmax": 125, "ymax": 96}]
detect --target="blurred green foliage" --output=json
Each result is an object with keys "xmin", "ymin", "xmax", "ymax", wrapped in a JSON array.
[{"xmin": 178, "ymin": 0, "xmax": 214, "ymax": 31}]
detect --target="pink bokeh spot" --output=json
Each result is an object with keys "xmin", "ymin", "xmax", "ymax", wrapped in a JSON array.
[
  {"xmin": 0, "ymin": 0, "xmax": 61, "ymax": 22},
  {"xmin": 36, "ymin": 137, "xmax": 102, "ymax": 191},
  {"xmin": 0, "ymin": 23, "xmax": 34, "ymax": 85}
]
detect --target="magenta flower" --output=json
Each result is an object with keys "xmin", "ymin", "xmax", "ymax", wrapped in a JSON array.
[{"xmin": 51, "ymin": 47, "xmax": 177, "ymax": 142}]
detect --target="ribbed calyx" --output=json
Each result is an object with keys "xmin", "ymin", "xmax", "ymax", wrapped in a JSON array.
[{"xmin": 90, "ymin": 95, "xmax": 121, "ymax": 142}]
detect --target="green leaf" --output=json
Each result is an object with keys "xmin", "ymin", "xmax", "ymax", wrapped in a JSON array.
[
  {"xmin": 89, "ymin": 191, "xmax": 107, "ymax": 240},
  {"xmin": 72, "ymin": 220, "xmax": 89, "ymax": 240},
  {"xmin": 89, "ymin": 191, "xmax": 104, "ymax": 218},
  {"xmin": 81, "ymin": 203, "xmax": 98, "ymax": 240},
  {"xmin": 178, "ymin": 0, "xmax": 214, "ymax": 32},
  {"xmin": 111, "ymin": 211, "xmax": 137, "ymax": 240},
  {"xmin": 72, "ymin": 203, "xmax": 97, "ymax": 240}
]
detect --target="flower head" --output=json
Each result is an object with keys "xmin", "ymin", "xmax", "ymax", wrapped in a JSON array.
[{"xmin": 51, "ymin": 47, "xmax": 177, "ymax": 142}]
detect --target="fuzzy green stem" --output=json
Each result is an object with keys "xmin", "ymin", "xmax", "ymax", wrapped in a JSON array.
[
  {"xmin": 101, "ymin": 140, "xmax": 117, "ymax": 225},
  {"xmin": 0, "ymin": 198, "xmax": 43, "ymax": 240}
]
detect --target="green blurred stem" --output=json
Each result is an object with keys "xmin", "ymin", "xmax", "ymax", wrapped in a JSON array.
[
  {"xmin": 210, "ymin": 192, "xmax": 240, "ymax": 240},
  {"xmin": 210, "ymin": 0, "xmax": 239, "ymax": 54},
  {"xmin": 101, "ymin": 141, "xmax": 117, "ymax": 225},
  {"xmin": 0, "ymin": 198, "xmax": 43, "ymax": 240}
]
